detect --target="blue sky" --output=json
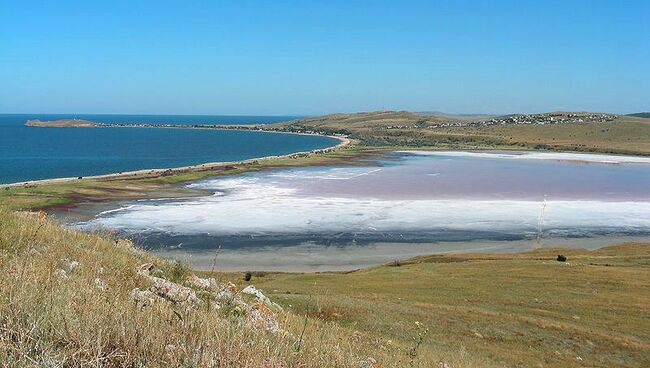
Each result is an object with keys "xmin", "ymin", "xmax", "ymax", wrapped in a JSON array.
[{"xmin": 1, "ymin": 1, "xmax": 648, "ymax": 115}]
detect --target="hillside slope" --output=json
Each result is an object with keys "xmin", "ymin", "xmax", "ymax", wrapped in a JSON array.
[
  {"xmin": 252, "ymin": 244, "xmax": 650, "ymax": 367},
  {"xmin": 272, "ymin": 111, "xmax": 650, "ymax": 155},
  {"xmin": 0, "ymin": 209, "xmax": 399, "ymax": 367},
  {"xmin": 2, "ymin": 210, "xmax": 649, "ymax": 366}
]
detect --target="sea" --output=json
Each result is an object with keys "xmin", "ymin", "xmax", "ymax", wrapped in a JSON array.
[{"xmin": 0, "ymin": 114, "xmax": 339, "ymax": 184}]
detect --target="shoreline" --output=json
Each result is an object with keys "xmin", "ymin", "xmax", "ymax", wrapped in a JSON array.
[
  {"xmin": 8, "ymin": 137, "xmax": 649, "ymax": 189},
  {"xmin": 0, "ymin": 127, "xmax": 351, "ymax": 188},
  {"xmin": 157, "ymin": 235, "xmax": 650, "ymax": 273}
]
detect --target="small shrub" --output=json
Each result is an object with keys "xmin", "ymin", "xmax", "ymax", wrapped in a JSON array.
[
  {"xmin": 557, "ymin": 255, "xmax": 567, "ymax": 262},
  {"xmin": 244, "ymin": 271, "xmax": 252, "ymax": 282}
]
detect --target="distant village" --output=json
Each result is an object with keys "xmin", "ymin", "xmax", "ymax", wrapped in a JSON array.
[{"xmin": 386, "ymin": 113, "xmax": 618, "ymax": 130}]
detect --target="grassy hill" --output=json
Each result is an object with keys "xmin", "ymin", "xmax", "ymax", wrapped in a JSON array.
[
  {"xmin": 273, "ymin": 111, "xmax": 650, "ymax": 155},
  {"xmin": 245, "ymin": 245, "xmax": 650, "ymax": 367},
  {"xmin": 2, "ymin": 208, "xmax": 648, "ymax": 367},
  {"xmin": 0, "ymin": 208, "xmax": 392, "ymax": 367}
]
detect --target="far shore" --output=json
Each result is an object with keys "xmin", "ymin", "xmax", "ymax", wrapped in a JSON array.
[{"xmin": 2, "ymin": 122, "xmax": 351, "ymax": 188}]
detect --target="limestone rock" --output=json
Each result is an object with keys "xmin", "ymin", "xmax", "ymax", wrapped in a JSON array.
[
  {"xmin": 247, "ymin": 302, "xmax": 279, "ymax": 334},
  {"xmin": 242, "ymin": 285, "xmax": 283, "ymax": 310},
  {"xmin": 129, "ymin": 287, "xmax": 165, "ymax": 308},
  {"xmin": 359, "ymin": 357, "xmax": 377, "ymax": 368},
  {"xmin": 185, "ymin": 274, "xmax": 218, "ymax": 291},
  {"xmin": 94, "ymin": 277, "xmax": 108, "ymax": 291},
  {"xmin": 214, "ymin": 282, "xmax": 240, "ymax": 302},
  {"xmin": 53, "ymin": 269, "xmax": 68, "ymax": 281},
  {"xmin": 149, "ymin": 276, "xmax": 201, "ymax": 309},
  {"xmin": 61, "ymin": 258, "xmax": 79, "ymax": 272}
]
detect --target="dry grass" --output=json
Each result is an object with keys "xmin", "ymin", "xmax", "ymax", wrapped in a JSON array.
[
  {"xmin": 278, "ymin": 111, "xmax": 650, "ymax": 155},
  {"xmin": 430, "ymin": 116, "xmax": 650, "ymax": 154},
  {"xmin": 0, "ymin": 209, "xmax": 405, "ymax": 367},
  {"xmin": 248, "ymin": 244, "xmax": 650, "ymax": 367}
]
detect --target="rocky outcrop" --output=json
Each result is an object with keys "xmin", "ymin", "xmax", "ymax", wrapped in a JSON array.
[
  {"xmin": 184, "ymin": 274, "xmax": 219, "ymax": 291},
  {"xmin": 242, "ymin": 285, "xmax": 283, "ymax": 311},
  {"xmin": 129, "ymin": 288, "xmax": 166, "ymax": 308},
  {"xmin": 149, "ymin": 276, "xmax": 201, "ymax": 309},
  {"xmin": 134, "ymin": 263, "xmax": 201, "ymax": 310},
  {"xmin": 131, "ymin": 264, "xmax": 281, "ymax": 333},
  {"xmin": 247, "ymin": 302, "xmax": 280, "ymax": 334}
]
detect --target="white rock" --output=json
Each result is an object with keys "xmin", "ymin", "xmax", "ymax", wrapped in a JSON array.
[
  {"xmin": 94, "ymin": 277, "xmax": 108, "ymax": 291},
  {"xmin": 185, "ymin": 274, "xmax": 218, "ymax": 291},
  {"xmin": 149, "ymin": 276, "xmax": 201, "ymax": 309},
  {"xmin": 53, "ymin": 269, "xmax": 67, "ymax": 281},
  {"xmin": 129, "ymin": 288, "xmax": 165, "ymax": 308},
  {"xmin": 242, "ymin": 285, "xmax": 283, "ymax": 310},
  {"xmin": 66, "ymin": 260, "xmax": 80, "ymax": 271},
  {"xmin": 359, "ymin": 357, "xmax": 377, "ymax": 368},
  {"xmin": 214, "ymin": 282, "xmax": 240, "ymax": 302},
  {"xmin": 247, "ymin": 303, "xmax": 279, "ymax": 334}
]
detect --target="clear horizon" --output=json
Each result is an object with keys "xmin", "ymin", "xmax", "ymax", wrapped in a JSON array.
[{"xmin": 1, "ymin": 1, "xmax": 648, "ymax": 115}]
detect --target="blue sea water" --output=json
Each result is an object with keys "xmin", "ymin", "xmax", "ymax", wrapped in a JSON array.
[{"xmin": 0, "ymin": 114, "xmax": 337, "ymax": 184}]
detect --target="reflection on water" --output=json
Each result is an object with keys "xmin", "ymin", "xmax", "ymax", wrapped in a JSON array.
[{"xmin": 77, "ymin": 151, "xmax": 650, "ymax": 270}]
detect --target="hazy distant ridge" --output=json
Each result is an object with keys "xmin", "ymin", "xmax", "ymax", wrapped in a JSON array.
[{"xmin": 627, "ymin": 112, "xmax": 650, "ymax": 118}]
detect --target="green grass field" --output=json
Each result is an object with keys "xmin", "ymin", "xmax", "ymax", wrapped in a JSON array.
[
  {"xmin": 253, "ymin": 244, "xmax": 650, "ymax": 367},
  {"xmin": 229, "ymin": 245, "xmax": 650, "ymax": 367}
]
